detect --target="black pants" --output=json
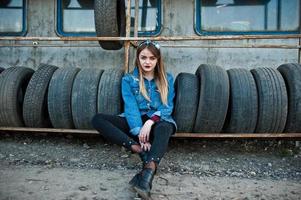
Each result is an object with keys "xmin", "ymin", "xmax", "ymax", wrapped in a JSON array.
[{"xmin": 91, "ymin": 113, "xmax": 175, "ymax": 164}]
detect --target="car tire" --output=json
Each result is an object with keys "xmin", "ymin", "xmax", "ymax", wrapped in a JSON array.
[
  {"xmin": 94, "ymin": 0, "xmax": 125, "ymax": 50},
  {"xmin": 251, "ymin": 67, "xmax": 288, "ymax": 133},
  {"xmin": 23, "ymin": 64, "xmax": 58, "ymax": 128},
  {"xmin": 277, "ymin": 63, "xmax": 301, "ymax": 133},
  {"xmin": 193, "ymin": 64, "xmax": 229, "ymax": 133},
  {"xmin": 173, "ymin": 73, "xmax": 199, "ymax": 133}
]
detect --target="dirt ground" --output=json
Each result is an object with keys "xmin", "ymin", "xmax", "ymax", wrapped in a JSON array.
[{"xmin": 0, "ymin": 133, "xmax": 300, "ymax": 200}]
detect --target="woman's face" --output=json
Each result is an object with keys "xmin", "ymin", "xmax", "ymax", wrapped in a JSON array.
[{"xmin": 138, "ymin": 47, "xmax": 158, "ymax": 75}]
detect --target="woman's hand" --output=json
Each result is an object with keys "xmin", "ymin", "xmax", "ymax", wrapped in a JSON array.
[
  {"xmin": 140, "ymin": 142, "xmax": 151, "ymax": 151},
  {"xmin": 138, "ymin": 119, "xmax": 154, "ymax": 143}
]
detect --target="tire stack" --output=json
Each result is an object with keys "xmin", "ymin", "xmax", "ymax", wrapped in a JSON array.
[
  {"xmin": 0, "ymin": 63, "xmax": 300, "ymax": 134},
  {"xmin": 0, "ymin": 65, "xmax": 123, "ymax": 129},
  {"xmin": 173, "ymin": 63, "xmax": 301, "ymax": 133}
]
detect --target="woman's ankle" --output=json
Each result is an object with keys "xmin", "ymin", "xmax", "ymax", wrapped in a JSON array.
[{"xmin": 145, "ymin": 161, "xmax": 156, "ymax": 171}]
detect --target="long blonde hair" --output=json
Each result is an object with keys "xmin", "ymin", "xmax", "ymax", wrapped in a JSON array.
[{"xmin": 135, "ymin": 42, "xmax": 169, "ymax": 105}]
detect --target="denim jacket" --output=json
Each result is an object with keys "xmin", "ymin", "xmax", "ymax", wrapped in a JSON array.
[{"xmin": 120, "ymin": 67, "xmax": 176, "ymax": 135}]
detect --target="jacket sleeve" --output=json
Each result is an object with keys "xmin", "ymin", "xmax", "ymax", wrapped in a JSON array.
[
  {"xmin": 157, "ymin": 74, "xmax": 175, "ymax": 119},
  {"xmin": 121, "ymin": 76, "xmax": 142, "ymax": 135}
]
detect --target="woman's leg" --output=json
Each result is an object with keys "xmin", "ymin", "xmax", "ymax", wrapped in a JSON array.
[
  {"xmin": 133, "ymin": 121, "xmax": 175, "ymax": 198},
  {"xmin": 146, "ymin": 121, "xmax": 175, "ymax": 166},
  {"xmin": 91, "ymin": 113, "xmax": 140, "ymax": 151}
]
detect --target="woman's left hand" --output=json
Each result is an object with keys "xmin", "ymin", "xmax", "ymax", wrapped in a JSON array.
[
  {"xmin": 138, "ymin": 119, "xmax": 154, "ymax": 143},
  {"xmin": 141, "ymin": 142, "xmax": 152, "ymax": 151}
]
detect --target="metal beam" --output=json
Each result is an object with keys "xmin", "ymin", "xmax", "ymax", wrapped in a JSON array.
[
  {"xmin": 0, "ymin": 35, "xmax": 301, "ymax": 41},
  {"xmin": 0, "ymin": 127, "xmax": 300, "ymax": 139}
]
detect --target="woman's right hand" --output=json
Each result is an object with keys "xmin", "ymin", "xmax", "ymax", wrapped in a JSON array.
[{"xmin": 138, "ymin": 119, "xmax": 154, "ymax": 143}]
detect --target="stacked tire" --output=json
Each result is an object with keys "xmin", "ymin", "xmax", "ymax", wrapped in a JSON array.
[
  {"xmin": 0, "ymin": 63, "xmax": 300, "ymax": 134},
  {"xmin": 173, "ymin": 63, "xmax": 301, "ymax": 133},
  {"xmin": 0, "ymin": 65, "xmax": 123, "ymax": 129}
]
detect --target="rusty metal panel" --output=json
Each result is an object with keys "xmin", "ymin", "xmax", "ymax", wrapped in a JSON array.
[{"xmin": 0, "ymin": 0, "xmax": 299, "ymax": 75}]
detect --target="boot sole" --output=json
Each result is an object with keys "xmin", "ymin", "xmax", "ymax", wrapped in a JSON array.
[{"xmin": 133, "ymin": 186, "xmax": 152, "ymax": 200}]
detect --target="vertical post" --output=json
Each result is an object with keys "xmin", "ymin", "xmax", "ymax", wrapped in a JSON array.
[
  {"xmin": 124, "ymin": 0, "xmax": 132, "ymax": 73},
  {"xmin": 134, "ymin": 0, "xmax": 139, "ymax": 38},
  {"xmin": 132, "ymin": 0, "xmax": 139, "ymax": 67},
  {"xmin": 299, "ymin": 1, "xmax": 301, "ymax": 64}
]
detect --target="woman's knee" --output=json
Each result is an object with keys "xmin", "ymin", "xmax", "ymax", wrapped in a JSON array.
[
  {"xmin": 91, "ymin": 113, "xmax": 105, "ymax": 129},
  {"xmin": 152, "ymin": 122, "xmax": 174, "ymax": 137}
]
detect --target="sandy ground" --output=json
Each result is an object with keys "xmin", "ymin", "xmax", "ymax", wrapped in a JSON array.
[
  {"xmin": 1, "ymin": 165, "xmax": 300, "ymax": 200},
  {"xmin": 0, "ymin": 133, "xmax": 301, "ymax": 199}
]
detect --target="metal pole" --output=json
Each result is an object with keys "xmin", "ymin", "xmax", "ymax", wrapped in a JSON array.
[
  {"xmin": 124, "ymin": 0, "xmax": 132, "ymax": 73},
  {"xmin": 134, "ymin": 0, "xmax": 139, "ymax": 38},
  {"xmin": 1, "ymin": 35, "xmax": 301, "ymax": 41}
]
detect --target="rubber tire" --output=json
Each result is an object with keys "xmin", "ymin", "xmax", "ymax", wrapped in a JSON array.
[
  {"xmin": 223, "ymin": 68, "xmax": 258, "ymax": 133},
  {"xmin": 23, "ymin": 64, "xmax": 58, "ymax": 128},
  {"xmin": 48, "ymin": 67, "xmax": 80, "ymax": 129},
  {"xmin": 94, "ymin": 0, "xmax": 125, "ymax": 50},
  {"xmin": 62, "ymin": 0, "xmax": 71, "ymax": 8},
  {"xmin": 251, "ymin": 67, "xmax": 288, "ymax": 133},
  {"xmin": 234, "ymin": 0, "xmax": 270, "ymax": 5},
  {"xmin": 0, "ymin": 0, "xmax": 11, "ymax": 7},
  {"xmin": 277, "ymin": 63, "xmax": 301, "ymax": 133},
  {"xmin": 193, "ymin": 64, "xmax": 230, "ymax": 133},
  {"xmin": 173, "ymin": 73, "xmax": 199, "ymax": 133},
  {"xmin": 72, "ymin": 68, "xmax": 104, "ymax": 129},
  {"xmin": 149, "ymin": 0, "xmax": 157, "ymax": 7},
  {"xmin": 0, "ymin": 67, "xmax": 5, "ymax": 73},
  {"xmin": 0, "ymin": 67, "xmax": 34, "ymax": 127},
  {"xmin": 97, "ymin": 68, "xmax": 124, "ymax": 115},
  {"xmin": 78, "ymin": 0, "xmax": 94, "ymax": 9},
  {"xmin": 201, "ymin": 0, "xmax": 217, "ymax": 6}
]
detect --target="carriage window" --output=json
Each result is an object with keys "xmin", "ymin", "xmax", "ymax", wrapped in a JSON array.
[
  {"xmin": 196, "ymin": 0, "xmax": 300, "ymax": 35},
  {"xmin": 130, "ymin": 0, "xmax": 161, "ymax": 35},
  {"xmin": 57, "ymin": 0, "xmax": 161, "ymax": 36},
  {"xmin": 0, "ymin": 0, "xmax": 26, "ymax": 36}
]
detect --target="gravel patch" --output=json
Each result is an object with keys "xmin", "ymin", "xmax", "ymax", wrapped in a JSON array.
[{"xmin": 0, "ymin": 132, "xmax": 300, "ymax": 181}]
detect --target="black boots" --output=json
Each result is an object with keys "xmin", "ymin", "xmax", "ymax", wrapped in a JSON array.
[
  {"xmin": 129, "ymin": 152, "xmax": 156, "ymax": 199},
  {"xmin": 129, "ymin": 151, "xmax": 147, "ymax": 187},
  {"xmin": 133, "ymin": 168, "xmax": 155, "ymax": 199}
]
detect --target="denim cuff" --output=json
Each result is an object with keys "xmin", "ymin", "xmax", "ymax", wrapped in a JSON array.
[
  {"xmin": 122, "ymin": 139, "xmax": 138, "ymax": 150},
  {"xmin": 130, "ymin": 127, "xmax": 141, "ymax": 136},
  {"xmin": 144, "ymin": 156, "xmax": 161, "ymax": 165}
]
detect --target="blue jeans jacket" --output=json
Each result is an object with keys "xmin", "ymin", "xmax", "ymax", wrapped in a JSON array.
[{"xmin": 120, "ymin": 67, "xmax": 176, "ymax": 135}]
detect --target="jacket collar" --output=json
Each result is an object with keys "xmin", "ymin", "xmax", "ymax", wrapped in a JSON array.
[
  {"xmin": 133, "ymin": 67, "xmax": 155, "ymax": 82},
  {"xmin": 133, "ymin": 67, "xmax": 139, "ymax": 77}
]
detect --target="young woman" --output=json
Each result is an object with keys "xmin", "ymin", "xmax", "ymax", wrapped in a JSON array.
[{"xmin": 92, "ymin": 40, "xmax": 176, "ymax": 199}]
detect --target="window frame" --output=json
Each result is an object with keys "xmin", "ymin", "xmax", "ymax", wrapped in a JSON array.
[
  {"xmin": 0, "ymin": 0, "xmax": 27, "ymax": 36},
  {"xmin": 56, "ymin": 0, "xmax": 162, "ymax": 37},
  {"xmin": 195, "ymin": 0, "xmax": 300, "ymax": 35}
]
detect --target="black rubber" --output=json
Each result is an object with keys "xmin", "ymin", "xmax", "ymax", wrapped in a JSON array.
[
  {"xmin": 77, "ymin": 0, "xmax": 94, "ymax": 9},
  {"xmin": 193, "ymin": 64, "xmax": 230, "ymax": 133},
  {"xmin": 62, "ymin": 0, "xmax": 71, "ymax": 8},
  {"xmin": 173, "ymin": 73, "xmax": 199, "ymax": 133},
  {"xmin": 251, "ymin": 67, "xmax": 288, "ymax": 133},
  {"xmin": 0, "ymin": 67, "xmax": 5, "ymax": 73},
  {"xmin": 0, "ymin": 0, "xmax": 11, "ymax": 7},
  {"xmin": 48, "ymin": 67, "xmax": 80, "ymax": 129},
  {"xmin": 0, "ymin": 67, "xmax": 34, "ymax": 127},
  {"xmin": 277, "ymin": 63, "xmax": 301, "ymax": 133},
  {"xmin": 94, "ymin": 0, "xmax": 125, "ymax": 50},
  {"xmin": 234, "ymin": 0, "xmax": 270, "ymax": 5},
  {"xmin": 72, "ymin": 68, "xmax": 104, "ymax": 129},
  {"xmin": 23, "ymin": 64, "xmax": 58, "ymax": 128},
  {"xmin": 223, "ymin": 68, "xmax": 258, "ymax": 133},
  {"xmin": 97, "ymin": 68, "xmax": 124, "ymax": 115}
]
